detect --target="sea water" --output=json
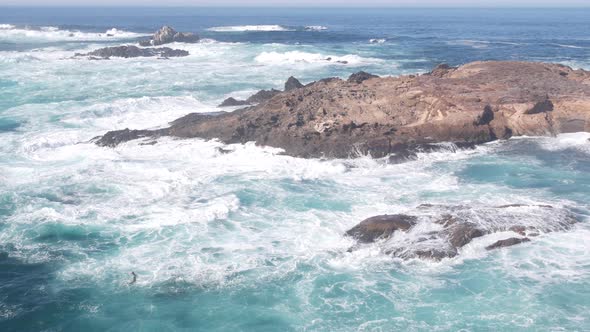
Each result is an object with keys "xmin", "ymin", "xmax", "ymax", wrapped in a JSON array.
[{"xmin": 0, "ymin": 7, "xmax": 589, "ymax": 331}]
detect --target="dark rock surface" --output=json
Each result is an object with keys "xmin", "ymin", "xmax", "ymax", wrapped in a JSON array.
[
  {"xmin": 93, "ymin": 128, "xmax": 169, "ymax": 147},
  {"xmin": 95, "ymin": 61, "xmax": 590, "ymax": 158},
  {"xmin": 284, "ymin": 76, "xmax": 304, "ymax": 91},
  {"xmin": 486, "ymin": 237, "xmax": 531, "ymax": 250},
  {"xmin": 219, "ymin": 97, "xmax": 250, "ymax": 107},
  {"xmin": 347, "ymin": 71, "xmax": 379, "ymax": 84},
  {"xmin": 78, "ymin": 45, "xmax": 189, "ymax": 59},
  {"xmin": 246, "ymin": 89, "xmax": 281, "ymax": 104},
  {"xmin": 139, "ymin": 26, "xmax": 199, "ymax": 46},
  {"xmin": 429, "ymin": 63, "xmax": 457, "ymax": 78},
  {"xmin": 345, "ymin": 204, "xmax": 578, "ymax": 261},
  {"xmin": 345, "ymin": 214, "xmax": 417, "ymax": 243}
]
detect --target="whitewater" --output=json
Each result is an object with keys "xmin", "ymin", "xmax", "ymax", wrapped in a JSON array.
[{"xmin": 0, "ymin": 7, "xmax": 589, "ymax": 332}]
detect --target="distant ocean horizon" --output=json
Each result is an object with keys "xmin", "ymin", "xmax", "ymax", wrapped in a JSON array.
[{"xmin": 1, "ymin": 6, "xmax": 589, "ymax": 331}]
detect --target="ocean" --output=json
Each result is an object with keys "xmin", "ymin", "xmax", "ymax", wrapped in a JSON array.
[{"xmin": 0, "ymin": 6, "xmax": 589, "ymax": 331}]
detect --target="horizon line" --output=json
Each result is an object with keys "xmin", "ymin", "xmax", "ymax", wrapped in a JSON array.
[{"xmin": 1, "ymin": 5, "xmax": 590, "ymax": 8}]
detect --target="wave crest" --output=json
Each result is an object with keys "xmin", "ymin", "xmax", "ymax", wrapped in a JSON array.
[
  {"xmin": 207, "ymin": 25, "xmax": 293, "ymax": 32},
  {"xmin": 0, "ymin": 25, "xmax": 146, "ymax": 42},
  {"xmin": 255, "ymin": 50, "xmax": 382, "ymax": 66}
]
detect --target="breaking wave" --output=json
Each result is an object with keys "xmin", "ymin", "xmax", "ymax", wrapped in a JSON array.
[
  {"xmin": 255, "ymin": 50, "xmax": 383, "ymax": 66},
  {"xmin": 0, "ymin": 25, "xmax": 146, "ymax": 42},
  {"xmin": 206, "ymin": 25, "xmax": 294, "ymax": 32}
]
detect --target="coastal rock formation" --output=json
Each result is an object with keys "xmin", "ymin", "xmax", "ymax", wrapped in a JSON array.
[
  {"xmin": 96, "ymin": 61, "xmax": 590, "ymax": 158},
  {"xmin": 345, "ymin": 204, "xmax": 578, "ymax": 261},
  {"xmin": 139, "ymin": 26, "xmax": 199, "ymax": 46},
  {"xmin": 345, "ymin": 214, "xmax": 417, "ymax": 243},
  {"xmin": 219, "ymin": 97, "xmax": 250, "ymax": 107},
  {"xmin": 284, "ymin": 76, "xmax": 304, "ymax": 91},
  {"xmin": 218, "ymin": 78, "xmax": 302, "ymax": 107},
  {"xmin": 78, "ymin": 45, "xmax": 189, "ymax": 59},
  {"xmin": 485, "ymin": 237, "xmax": 531, "ymax": 250},
  {"xmin": 347, "ymin": 71, "xmax": 379, "ymax": 84}
]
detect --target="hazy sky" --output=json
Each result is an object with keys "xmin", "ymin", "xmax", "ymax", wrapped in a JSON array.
[{"xmin": 1, "ymin": 0, "xmax": 588, "ymax": 6}]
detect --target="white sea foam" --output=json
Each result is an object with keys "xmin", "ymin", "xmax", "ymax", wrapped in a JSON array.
[
  {"xmin": 537, "ymin": 132, "xmax": 590, "ymax": 154},
  {"xmin": 255, "ymin": 50, "xmax": 383, "ymax": 66},
  {"xmin": 0, "ymin": 25, "xmax": 588, "ymax": 302},
  {"xmin": 2, "ymin": 127, "xmax": 586, "ymax": 290},
  {"xmin": 207, "ymin": 25, "xmax": 293, "ymax": 32},
  {"xmin": 0, "ymin": 23, "xmax": 15, "ymax": 29},
  {"xmin": 369, "ymin": 38, "xmax": 386, "ymax": 44},
  {"xmin": 552, "ymin": 43, "xmax": 584, "ymax": 49},
  {"xmin": 0, "ymin": 25, "xmax": 146, "ymax": 42},
  {"xmin": 305, "ymin": 25, "xmax": 328, "ymax": 31},
  {"xmin": 448, "ymin": 39, "xmax": 522, "ymax": 49}
]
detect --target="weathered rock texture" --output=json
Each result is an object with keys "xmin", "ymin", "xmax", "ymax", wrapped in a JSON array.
[
  {"xmin": 345, "ymin": 204, "xmax": 578, "ymax": 261},
  {"xmin": 96, "ymin": 61, "xmax": 590, "ymax": 157},
  {"xmin": 78, "ymin": 45, "xmax": 189, "ymax": 59},
  {"xmin": 139, "ymin": 26, "xmax": 199, "ymax": 46}
]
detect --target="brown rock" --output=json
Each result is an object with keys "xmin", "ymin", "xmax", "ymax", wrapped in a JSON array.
[{"xmin": 96, "ymin": 61, "xmax": 590, "ymax": 158}]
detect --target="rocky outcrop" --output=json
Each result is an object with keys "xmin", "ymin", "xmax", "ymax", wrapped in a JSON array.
[
  {"xmin": 245, "ymin": 89, "xmax": 281, "ymax": 104},
  {"xmin": 345, "ymin": 204, "xmax": 577, "ymax": 261},
  {"xmin": 218, "ymin": 78, "xmax": 302, "ymax": 107},
  {"xmin": 486, "ymin": 237, "xmax": 531, "ymax": 250},
  {"xmin": 347, "ymin": 71, "xmax": 379, "ymax": 84},
  {"xmin": 284, "ymin": 76, "xmax": 304, "ymax": 91},
  {"xmin": 96, "ymin": 61, "xmax": 590, "ymax": 158},
  {"xmin": 219, "ymin": 97, "xmax": 250, "ymax": 107},
  {"xmin": 345, "ymin": 214, "xmax": 417, "ymax": 243},
  {"xmin": 93, "ymin": 128, "xmax": 169, "ymax": 147},
  {"xmin": 217, "ymin": 89, "xmax": 281, "ymax": 108},
  {"xmin": 78, "ymin": 45, "xmax": 189, "ymax": 59},
  {"xmin": 429, "ymin": 63, "xmax": 456, "ymax": 78},
  {"xmin": 139, "ymin": 26, "xmax": 199, "ymax": 46}
]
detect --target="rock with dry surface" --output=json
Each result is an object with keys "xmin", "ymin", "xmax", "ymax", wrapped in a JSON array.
[{"xmin": 96, "ymin": 61, "xmax": 590, "ymax": 158}]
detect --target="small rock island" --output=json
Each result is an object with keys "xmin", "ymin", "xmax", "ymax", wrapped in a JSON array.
[{"xmin": 96, "ymin": 61, "xmax": 590, "ymax": 159}]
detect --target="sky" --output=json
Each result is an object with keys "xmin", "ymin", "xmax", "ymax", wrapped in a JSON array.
[{"xmin": 0, "ymin": 0, "xmax": 588, "ymax": 6}]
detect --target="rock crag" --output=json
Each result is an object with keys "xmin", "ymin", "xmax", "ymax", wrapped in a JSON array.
[
  {"xmin": 96, "ymin": 61, "xmax": 590, "ymax": 158},
  {"xmin": 77, "ymin": 45, "xmax": 189, "ymax": 59},
  {"xmin": 139, "ymin": 26, "xmax": 199, "ymax": 46},
  {"xmin": 345, "ymin": 204, "xmax": 578, "ymax": 260}
]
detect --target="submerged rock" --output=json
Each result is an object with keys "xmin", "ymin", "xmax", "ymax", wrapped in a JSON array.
[
  {"xmin": 139, "ymin": 26, "xmax": 199, "ymax": 46},
  {"xmin": 345, "ymin": 214, "xmax": 417, "ymax": 243},
  {"xmin": 347, "ymin": 71, "xmax": 378, "ymax": 84},
  {"xmin": 94, "ymin": 128, "xmax": 168, "ymax": 147},
  {"xmin": 486, "ymin": 237, "xmax": 531, "ymax": 250},
  {"xmin": 78, "ymin": 45, "xmax": 189, "ymax": 59},
  {"xmin": 345, "ymin": 204, "xmax": 578, "ymax": 261},
  {"xmin": 95, "ymin": 61, "xmax": 590, "ymax": 158}
]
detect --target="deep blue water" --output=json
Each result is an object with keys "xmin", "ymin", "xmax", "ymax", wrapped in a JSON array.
[{"xmin": 0, "ymin": 7, "xmax": 589, "ymax": 332}]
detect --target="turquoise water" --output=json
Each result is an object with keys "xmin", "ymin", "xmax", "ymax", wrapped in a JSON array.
[{"xmin": 1, "ymin": 7, "xmax": 589, "ymax": 331}]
